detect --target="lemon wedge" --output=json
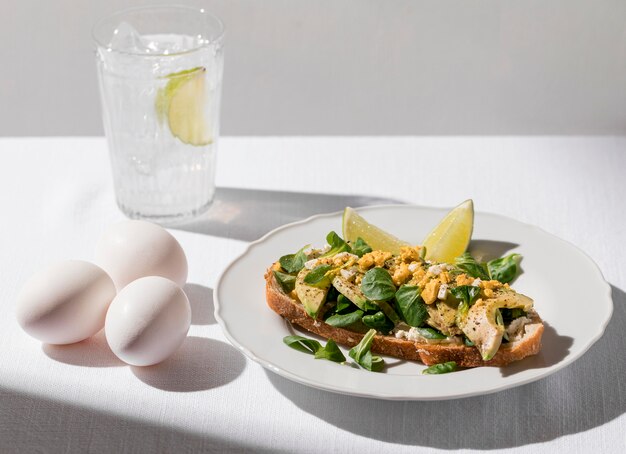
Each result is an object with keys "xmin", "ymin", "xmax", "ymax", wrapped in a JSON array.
[
  {"xmin": 422, "ymin": 199, "xmax": 474, "ymax": 263},
  {"xmin": 342, "ymin": 207, "xmax": 409, "ymax": 255},
  {"xmin": 155, "ymin": 67, "xmax": 212, "ymax": 146}
]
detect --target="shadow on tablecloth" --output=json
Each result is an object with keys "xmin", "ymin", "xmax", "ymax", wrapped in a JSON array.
[
  {"xmin": 171, "ymin": 187, "xmax": 405, "ymax": 242},
  {"xmin": 0, "ymin": 387, "xmax": 273, "ymax": 453},
  {"xmin": 266, "ymin": 285, "xmax": 626, "ymax": 450}
]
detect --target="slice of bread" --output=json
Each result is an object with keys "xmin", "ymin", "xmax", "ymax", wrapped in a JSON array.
[{"xmin": 265, "ymin": 268, "xmax": 544, "ymax": 367}]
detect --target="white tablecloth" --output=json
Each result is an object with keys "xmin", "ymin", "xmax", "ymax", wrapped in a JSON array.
[{"xmin": 0, "ymin": 137, "xmax": 624, "ymax": 453}]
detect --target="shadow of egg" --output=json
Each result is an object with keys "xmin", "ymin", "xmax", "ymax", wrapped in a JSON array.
[
  {"xmin": 183, "ymin": 283, "xmax": 216, "ymax": 325},
  {"xmin": 42, "ymin": 329, "xmax": 125, "ymax": 367},
  {"xmin": 131, "ymin": 336, "xmax": 246, "ymax": 392}
]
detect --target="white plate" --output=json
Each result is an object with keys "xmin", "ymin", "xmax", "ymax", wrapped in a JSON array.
[{"xmin": 214, "ymin": 205, "xmax": 612, "ymax": 400}]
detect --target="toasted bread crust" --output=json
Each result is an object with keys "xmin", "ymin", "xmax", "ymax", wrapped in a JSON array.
[{"xmin": 265, "ymin": 267, "xmax": 544, "ymax": 367}]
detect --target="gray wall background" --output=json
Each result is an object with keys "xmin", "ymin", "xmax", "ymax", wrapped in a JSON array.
[{"xmin": 2, "ymin": 0, "xmax": 625, "ymax": 136}]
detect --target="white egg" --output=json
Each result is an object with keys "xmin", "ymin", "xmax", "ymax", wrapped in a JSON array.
[
  {"xmin": 105, "ymin": 276, "xmax": 191, "ymax": 366},
  {"xmin": 16, "ymin": 260, "xmax": 116, "ymax": 345},
  {"xmin": 95, "ymin": 220, "xmax": 188, "ymax": 291}
]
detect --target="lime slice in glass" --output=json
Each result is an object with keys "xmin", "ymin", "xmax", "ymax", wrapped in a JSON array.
[{"xmin": 155, "ymin": 67, "xmax": 212, "ymax": 146}]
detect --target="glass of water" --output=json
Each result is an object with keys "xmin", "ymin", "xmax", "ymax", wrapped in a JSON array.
[{"xmin": 93, "ymin": 6, "xmax": 224, "ymax": 223}]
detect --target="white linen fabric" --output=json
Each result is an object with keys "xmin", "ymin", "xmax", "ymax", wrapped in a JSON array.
[{"xmin": 0, "ymin": 137, "xmax": 624, "ymax": 453}]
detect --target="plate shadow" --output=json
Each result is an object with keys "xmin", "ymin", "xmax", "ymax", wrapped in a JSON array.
[
  {"xmin": 171, "ymin": 187, "xmax": 405, "ymax": 241},
  {"xmin": 132, "ymin": 336, "xmax": 246, "ymax": 392},
  {"xmin": 266, "ymin": 284, "xmax": 625, "ymax": 450},
  {"xmin": 469, "ymin": 239, "xmax": 519, "ymax": 261}
]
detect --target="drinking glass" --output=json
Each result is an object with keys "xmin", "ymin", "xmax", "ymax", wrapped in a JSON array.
[{"xmin": 93, "ymin": 6, "xmax": 224, "ymax": 223}]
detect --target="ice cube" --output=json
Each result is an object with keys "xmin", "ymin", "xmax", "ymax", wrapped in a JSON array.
[{"xmin": 109, "ymin": 22, "xmax": 150, "ymax": 53}]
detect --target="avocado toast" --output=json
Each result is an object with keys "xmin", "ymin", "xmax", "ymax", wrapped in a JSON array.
[{"xmin": 265, "ymin": 232, "xmax": 544, "ymax": 368}]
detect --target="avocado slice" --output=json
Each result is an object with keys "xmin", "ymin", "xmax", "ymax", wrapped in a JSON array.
[
  {"xmin": 459, "ymin": 289, "xmax": 533, "ymax": 360},
  {"xmin": 426, "ymin": 300, "xmax": 462, "ymax": 336},
  {"xmin": 331, "ymin": 276, "xmax": 372, "ymax": 311},
  {"xmin": 295, "ymin": 269, "xmax": 330, "ymax": 319}
]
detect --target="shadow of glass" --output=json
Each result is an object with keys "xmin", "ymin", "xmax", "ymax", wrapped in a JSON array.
[
  {"xmin": 184, "ymin": 283, "xmax": 216, "ymax": 325},
  {"xmin": 500, "ymin": 321, "xmax": 573, "ymax": 378},
  {"xmin": 0, "ymin": 386, "xmax": 275, "ymax": 453},
  {"xmin": 131, "ymin": 336, "xmax": 246, "ymax": 392},
  {"xmin": 42, "ymin": 330, "xmax": 125, "ymax": 368},
  {"xmin": 170, "ymin": 187, "xmax": 405, "ymax": 241},
  {"xmin": 265, "ymin": 284, "xmax": 625, "ymax": 450},
  {"xmin": 469, "ymin": 239, "xmax": 519, "ymax": 261}
]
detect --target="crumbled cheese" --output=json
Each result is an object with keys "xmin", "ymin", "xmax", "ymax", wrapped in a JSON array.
[
  {"xmin": 320, "ymin": 244, "xmax": 331, "ymax": 253},
  {"xmin": 408, "ymin": 262, "xmax": 419, "ymax": 272},
  {"xmin": 472, "ymin": 278, "xmax": 482, "ymax": 287},
  {"xmin": 428, "ymin": 264, "xmax": 444, "ymax": 275},
  {"xmin": 304, "ymin": 259, "xmax": 319, "ymax": 270},
  {"xmin": 437, "ymin": 283, "xmax": 448, "ymax": 300},
  {"xmin": 395, "ymin": 330, "xmax": 409, "ymax": 339}
]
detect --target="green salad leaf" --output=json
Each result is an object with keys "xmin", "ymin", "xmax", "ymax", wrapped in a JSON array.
[
  {"xmin": 451, "ymin": 285, "xmax": 481, "ymax": 325},
  {"xmin": 362, "ymin": 311, "xmax": 394, "ymax": 334},
  {"xmin": 321, "ymin": 231, "xmax": 351, "ymax": 257},
  {"xmin": 279, "ymin": 245, "xmax": 309, "ymax": 274},
  {"xmin": 454, "ymin": 252, "xmax": 490, "ymax": 280},
  {"xmin": 394, "ymin": 285, "xmax": 428, "ymax": 327},
  {"xmin": 349, "ymin": 329, "xmax": 385, "ymax": 372},
  {"xmin": 303, "ymin": 264, "xmax": 333, "ymax": 286},
  {"xmin": 361, "ymin": 268, "xmax": 396, "ymax": 301},
  {"xmin": 335, "ymin": 294, "xmax": 351, "ymax": 312},
  {"xmin": 422, "ymin": 361, "xmax": 457, "ymax": 375},
  {"xmin": 325, "ymin": 310, "xmax": 364, "ymax": 327},
  {"xmin": 273, "ymin": 270, "xmax": 296, "ymax": 293},
  {"xmin": 487, "ymin": 253, "xmax": 521, "ymax": 284},
  {"xmin": 283, "ymin": 335, "xmax": 346, "ymax": 363},
  {"xmin": 351, "ymin": 237, "xmax": 372, "ymax": 258},
  {"xmin": 283, "ymin": 335, "xmax": 321, "ymax": 355},
  {"xmin": 314, "ymin": 339, "xmax": 346, "ymax": 362}
]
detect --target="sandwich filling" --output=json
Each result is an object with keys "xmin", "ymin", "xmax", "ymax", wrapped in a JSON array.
[{"xmin": 272, "ymin": 232, "xmax": 535, "ymax": 361}]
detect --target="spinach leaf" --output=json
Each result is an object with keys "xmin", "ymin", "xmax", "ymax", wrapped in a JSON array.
[
  {"xmin": 279, "ymin": 245, "xmax": 309, "ymax": 273},
  {"xmin": 357, "ymin": 351, "xmax": 385, "ymax": 372},
  {"xmin": 321, "ymin": 231, "xmax": 351, "ymax": 257},
  {"xmin": 362, "ymin": 311, "xmax": 394, "ymax": 334},
  {"xmin": 451, "ymin": 285, "xmax": 481, "ymax": 325},
  {"xmin": 352, "ymin": 237, "xmax": 372, "ymax": 258},
  {"xmin": 450, "ymin": 285, "xmax": 481, "ymax": 306},
  {"xmin": 314, "ymin": 339, "xmax": 346, "ymax": 362},
  {"xmin": 273, "ymin": 270, "xmax": 296, "ymax": 293},
  {"xmin": 283, "ymin": 335, "xmax": 321, "ymax": 355},
  {"xmin": 303, "ymin": 264, "xmax": 333, "ymax": 286},
  {"xmin": 422, "ymin": 361, "xmax": 457, "ymax": 375},
  {"xmin": 361, "ymin": 268, "xmax": 396, "ymax": 301},
  {"xmin": 283, "ymin": 335, "xmax": 346, "ymax": 363},
  {"xmin": 454, "ymin": 252, "xmax": 490, "ymax": 280},
  {"xmin": 335, "ymin": 294, "xmax": 351, "ymax": 313},
  {"xmin": 464, "ymin": 337, "xmax": 475, "ymax": 347},
  {"xmin": 414, "ymin": 327, "xmax": 447, "ymax": 339},
  {"xmin": 395, "ymin": 285, "xmax": 428, "ymax": 327},
  {"xmin": 349, "ymin": 329, "xmax": 385, "ymax": 372},
  {"xmin": 325, "ymin": 310, "xmax": 364, "ymax": 327},
  {"xmin": 487, "ymin": 253, "xmax": 521, "ymax": 284}
]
